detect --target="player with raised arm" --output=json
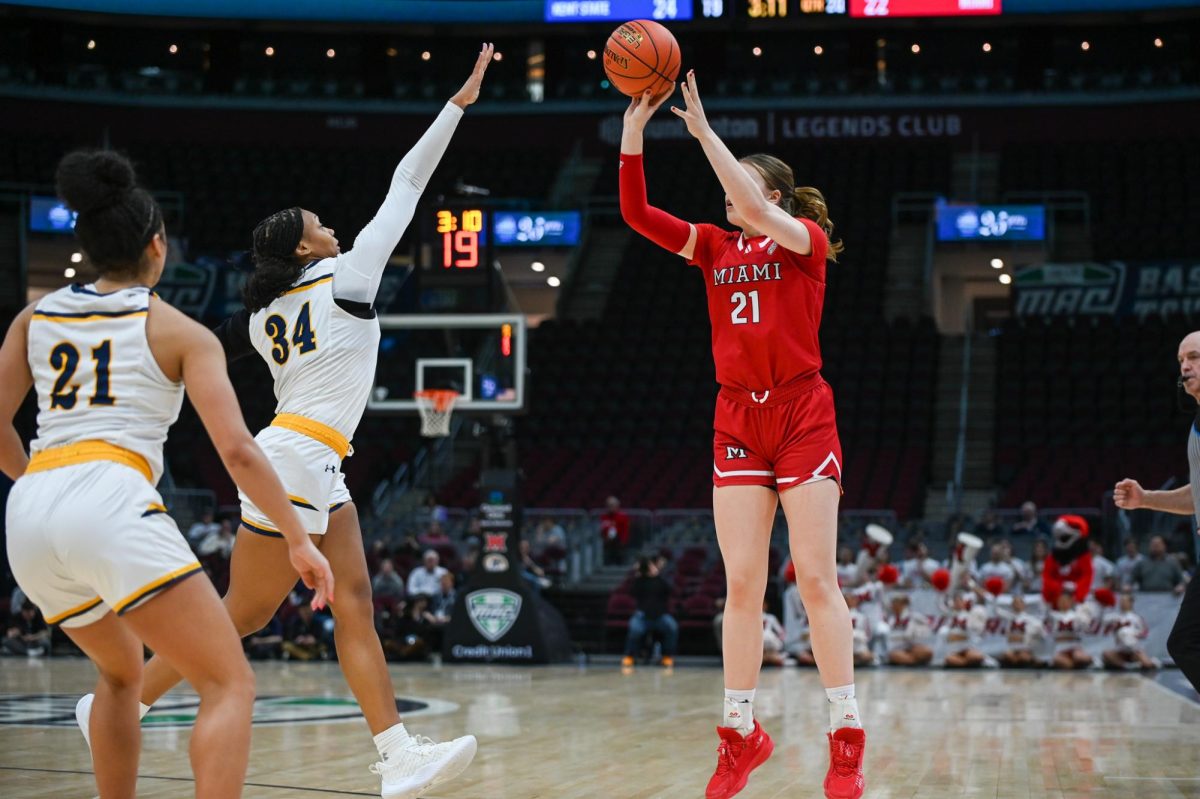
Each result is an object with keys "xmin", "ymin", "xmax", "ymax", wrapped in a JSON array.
[
  {"xmin": 2, "ymin": 149, "xmax": 333, "ymax": 798},
  {"xmin": 73, "ymin": 45, "xmax": 494, "ymax": 799},
  {"xmin": 619, "ymin": 73, "xmax": 865, "ymax": 799}
]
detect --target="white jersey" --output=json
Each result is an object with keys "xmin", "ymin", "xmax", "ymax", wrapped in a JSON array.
[
  {"xmin": 27, "ymin": 284, "xmax": 182, "ymax": 483},
  {"xmin": 248, "ymin": 262, "xmax": 381, "ymax": 446}
]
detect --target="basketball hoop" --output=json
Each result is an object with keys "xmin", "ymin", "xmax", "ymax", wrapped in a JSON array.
[{"xmin": 414, "ymin": 389, "xmax": 459, "ymax": 438}]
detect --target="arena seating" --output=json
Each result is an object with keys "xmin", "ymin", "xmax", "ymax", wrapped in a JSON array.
[{"xmin": 994, "ymin": 314, "xmax": 1194, "ymax": 508}]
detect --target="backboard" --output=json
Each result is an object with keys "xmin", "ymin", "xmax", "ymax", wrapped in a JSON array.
[{"xmin": 369, "ymin": 314, "xmax": 526, "ymax": 413}]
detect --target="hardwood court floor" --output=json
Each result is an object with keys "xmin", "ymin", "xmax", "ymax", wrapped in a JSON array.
[{"xmin": 2, "ymin": 658, "xmax": 1200, "ymax": 798}]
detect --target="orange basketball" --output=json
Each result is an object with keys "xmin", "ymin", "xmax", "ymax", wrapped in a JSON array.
[{"xmin": 603, "ymin": 19, "xmax": 681, "ymax": 102}]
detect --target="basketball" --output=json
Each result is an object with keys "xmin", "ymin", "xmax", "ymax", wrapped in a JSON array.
[{"xmin": 603, "ymin": 19, "xmax": 681, "ymax": 101}]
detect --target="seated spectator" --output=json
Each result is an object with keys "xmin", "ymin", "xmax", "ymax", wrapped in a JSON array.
[
  {"xmin": 762, "ymin": 600, "xmax": 787, "ymax": 667},
  {"xmin": 1131, "ymin": 536, "xmax": 1187, "ymax": 594},
  {"xmin": 621, "ymin": 557, "xmax": 677, "ymax": 669},
  {"xmin": 283, "ymin": 604, "xmax": 328, "ymax": 661},
  {"xmin": 519, "ymin": 540, "xmax": 552, "ymax": 594},
  {"xmin": 533, "ymin": 517, "xmax": 566, "ymax": 549},
  {"xmin": 186, "ymin": 509, "xmax": 220, "ymax": 545},
  {"xmin": 1047, "ymin": 592, "xmax": 1095, "ymax": 670},
  {"xmin": 418, "ymin": 520, "xmax": 451, "ymax": 548},
  {"xmin": 600, "ymin": 495, "xmax": 631, "ymax": 566},
  {"xmin": 973, "ymin": 510, "xmax": 1008, "ymax": 540},
  {"xmin": 782, "ymin": 566, "xmax": 815, "ymax": 666},
  {"xmin": 1115, "ymin": 537, "xmax": 1143, "ymax": 589},
  {"xmin": 1002, "ymin": 540, "xmax": 1031, "ymax": 592},
  {"xmin": 836, "ymin": 547, "xmax": 858, "ymax": 587},
  {"xmin": 1090, "ymin": 540, "xmax": 1116, "ymax": 589},
  {"xmin": 425, "ymin": 493, "xmax": 449, "ymax": 526},
  {"xmin": 855, "ymin": 525, "xmax": 892, "ymax": 586},
  {"xmin": 1028, "ymin": 539, "xmax": 1049, "ymax": 595},
  {"xmin": 3, "ymin": 602, "xmax": 50, "ymax": 657},
  {"xmin": 978, "ymin": 543, "xmax": 1017, "ymax": 593},
  {"xmin": 384, "ymin": 596, "xmax": 438, "ymax": 661},
  {"xmin": 845, "ymin": 592, "xmax": 875, "ymax": 667},
  {"xmin": 1011, "ymin": 501, "xmax": 1051, "ymax": 537},
  {"xmin": 1102, "ymin": 592, "xmax": 1158, "ymax": 671},
  {"xmin": 371, "ymin": 559, "xmax": 406, "ymax": 603},
  {"xmin": 884, "ymin": 594, "xmax": 933, "ymax": 666},
  {"xmin": 197, "ymin": 518, "xmax": 236, "ymax": 559},
  {"xmin": 246, "ymin": 615, "xmax": 283, "ymax": 660},
  {"xmin": 407, "ymin": 550, "xmax": 449, "ymax": 597},
  {"xmin": 943, "ymin": 593, "xmax": 989, "ymax": 668},
  {"xmin": 431, "ymin": 571, "xmax": 457, "ymax": 624},
  {"xmin": 996, "ymin": 594, "xmax": 1047, "ymax": 668},
  {"xmin": 900, "ymin": 541, "xmax": 939, "ymax": 588}
]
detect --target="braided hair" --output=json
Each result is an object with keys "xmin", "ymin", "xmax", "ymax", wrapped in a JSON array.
[
  {"xmin": 55, "ymin": 150, "xmax": 163, "ymax": 279},
  {"xmin": 243, "ymin": 207, "xmax": 306, "ymax": 312}
]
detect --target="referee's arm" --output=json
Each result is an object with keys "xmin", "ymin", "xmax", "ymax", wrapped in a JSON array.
[{"xmin": 1114, "ymin": 480, "xmax": 1194, "ymax": 515}]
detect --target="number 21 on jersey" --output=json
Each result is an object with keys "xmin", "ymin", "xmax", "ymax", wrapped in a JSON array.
[
  {"xmin": 264, "ymin": 301, "xmax": 318, "ymax": 365},
  {"xmin": 730, "ymin": 290, "xmax": 761, "ymax": 325},
  {"xmin": 49, "ymin": 339, "xmax": 115, "ymax": 410}
]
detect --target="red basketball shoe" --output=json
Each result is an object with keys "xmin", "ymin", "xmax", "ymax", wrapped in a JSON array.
[
  {"xmin": 823, "ymin": 727, "xmax": 866, "ymax": 799},
  {"xmin": 705, "ymin": 721, "xmax": 774, "ymax": 799}
]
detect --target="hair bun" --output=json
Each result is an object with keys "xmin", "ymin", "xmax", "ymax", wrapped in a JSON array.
[{"xmin": 55, "ymin": 150, "xmax": 137, "ymax": 214}]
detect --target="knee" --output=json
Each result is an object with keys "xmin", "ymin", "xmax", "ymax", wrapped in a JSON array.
[
  {"xmin": 724, "ymin": 571, "xmax": 766, "ymax": 606},
  {"xmin": 794, "ymin": 569, "xmax": 840, "ymax": 607},
  {"xmin": 333, "ymin": 578, "xmax": 375, "ymax": 623},
  {"xmin": 227, "ymin": 596, "xmax": 284, "ymax": 638},
  {"xmin": 98, "ymin": 661, "xmax": 143, "ymax": 693}
]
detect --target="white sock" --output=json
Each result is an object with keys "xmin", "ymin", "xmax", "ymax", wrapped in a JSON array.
[
  {"xmin": 139, "ymin": 702, "xmax": 151, "ymax": 719},
  {"xmin": 373, "ymin": 722, "xmax": 412, "ymax": 762},
  {"xmin": 826, "ymin": 684, "xmax": 861, "ymax": 731},
  {"xmin": 723, "ymin": 688, "xmax": 755, "ymax": 734}
]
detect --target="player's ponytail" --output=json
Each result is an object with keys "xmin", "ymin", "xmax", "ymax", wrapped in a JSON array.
[
  {"xmin": 55, "ymin": 149, "xmax": 163, "ymax": 278},
  {"xmin": 791, "ymin": 186, "xmax": 845, "ymax": 262},
  {"xmin": 244, "ymin": 207, "xmax": 306, "ymax": 312},
  {"xmin": 740, "ymin": 153, "xmax": 844, "ymax": 262}
]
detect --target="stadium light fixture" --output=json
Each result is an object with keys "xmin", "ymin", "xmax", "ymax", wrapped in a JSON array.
[
  {"xmin": 911, "ymin": 44, "xmax": 920, "ymax": 54},
  {"xmin": 587, "ymin": 49, "xmax": 597, "ymax": 60},
  {"xmin": 326, "ymin": 49, "xmax": 336, "ymax": 59},
  {"xmin": 999, "ymin": 274, "xmax": 1012, "ymax": 285},
  {"xmin": 87, "ymin": 40, "xmax": 96, "ymax": 50},
  {"xmin": 265, "ymin": 46, "xmax": 275, "ymax": 57},
  {"xmin": 547, "ymin": 276, "xmax": 561, "ymax": 287},
  {"xmin": 1081, "ymin": 41, "xmax": 1090, "ymax": 51},
  {"xmin": 421, "ymin": 51, "xmax": 431, "ymax": 61},
  {"xmin": 752, "ymin": 46, "xmax": 762, "ymax": 57},
  {"xmin": 991, "ymin": 258, "xmax": 1004, "ymax": 269},
  {"xmin": 168, "ymin": 44, "xmax": 178, "ymax": 54},
  {"xmin": 493, "ymin": 51, "xmax": 503, "ymax": 62},
  {"xmin": 982, "ymin": 42, "xmax": 992, "ymax": 53},
  {"xmin": 1154, "ymin": 38, "xmax": 1164, "ymax": 48},
  {"xmin": 531, "ymin": 262, "xmax": 546, "ymax": 272},
  {"xmin": 814, "ymin": 45, "xmax": 824, "ymax": 55},
  {"xmin": 64, "ymin": 268, "xmax": 76, "ymax": 279},
  {"xmin": 386, "ymin": 47, "xmax": 398, "ymax": 57},
  {"xmin": 70, "ymin": 252, "xmax": 82, "ymax": 264}
]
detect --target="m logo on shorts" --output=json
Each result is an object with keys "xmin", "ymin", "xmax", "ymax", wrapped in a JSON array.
[
  {"xmin": 726, "ymin": 446, "xmax": 748, "ymax": 460},
  {"xmin": 466, "ymin": 589, "xmax": 522, "ymax": 642}
]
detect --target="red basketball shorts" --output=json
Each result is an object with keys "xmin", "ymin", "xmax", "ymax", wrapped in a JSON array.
[{"xmin": 712, "ymin": 377, "xmax": 843, "ymax": 492}]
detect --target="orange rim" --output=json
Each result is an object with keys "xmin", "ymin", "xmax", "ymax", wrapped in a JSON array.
[{"xmin": 414, "ymin": 389, "xmax": 459, "ymax": 413}]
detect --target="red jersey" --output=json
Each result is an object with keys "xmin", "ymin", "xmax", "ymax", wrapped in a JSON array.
[{"xmin": 688, "ymin": 218, "xmax": 829, "ymax": 393}]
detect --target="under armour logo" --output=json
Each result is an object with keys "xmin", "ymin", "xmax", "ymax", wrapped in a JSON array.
[
  {"xmin": 324, "ymin": 465, "xmax": 337, "ymax": 473},
  {"xmin": 751, "ymin": 390, "xmax": 770, "ymax": 404},
  {"xmin": 726, "ymin": 446, "xmax": 748, "ymax": 460}
]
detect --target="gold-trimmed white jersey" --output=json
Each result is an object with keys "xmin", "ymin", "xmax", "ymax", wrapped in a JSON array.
[
  {"xmin": 247, "ymin": 262, "xmax": 381, "ymax": 444},
  {"xmin": 27, "ymin": 284, "xmax": 183, "ymax": 483}
]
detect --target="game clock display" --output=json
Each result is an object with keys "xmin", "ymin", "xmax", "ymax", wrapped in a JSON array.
[{"xmin": 431, "ymin": 208, "xmax": 489, "ymax": 271}]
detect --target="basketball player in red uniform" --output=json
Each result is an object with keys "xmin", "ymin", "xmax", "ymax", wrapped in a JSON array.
[{"xmin": 619, "ymin": 72, "xmax": 865, "ymax": 799}]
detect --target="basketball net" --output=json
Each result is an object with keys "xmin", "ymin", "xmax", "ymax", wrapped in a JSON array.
[{"xmin": 414, "ymin": 389, "xmax": 459, "ymax": 438}]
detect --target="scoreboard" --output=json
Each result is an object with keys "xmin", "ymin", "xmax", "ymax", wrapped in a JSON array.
[{"xmin": 743, "ymin": 0, "xmax": 1001, "ymax": 16}]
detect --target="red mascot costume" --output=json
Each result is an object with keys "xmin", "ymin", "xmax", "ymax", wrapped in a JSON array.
[{"xmin": 1042, "ymin": 515, "xmax": 1094, "ymax": 604}]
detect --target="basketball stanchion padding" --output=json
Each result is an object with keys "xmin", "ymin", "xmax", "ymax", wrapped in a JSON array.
[{"xmin": 414, "ymin": 389, "xmax": 459, "ymax": 437}]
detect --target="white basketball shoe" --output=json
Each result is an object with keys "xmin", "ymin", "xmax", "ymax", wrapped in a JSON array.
[
  {"xmin": 75, "ymin": 694, "xmax": 94, "ymax": 751},
  {"xmin": 370, "ymin": 733, "xmax": 478, "ymax": 799}
]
